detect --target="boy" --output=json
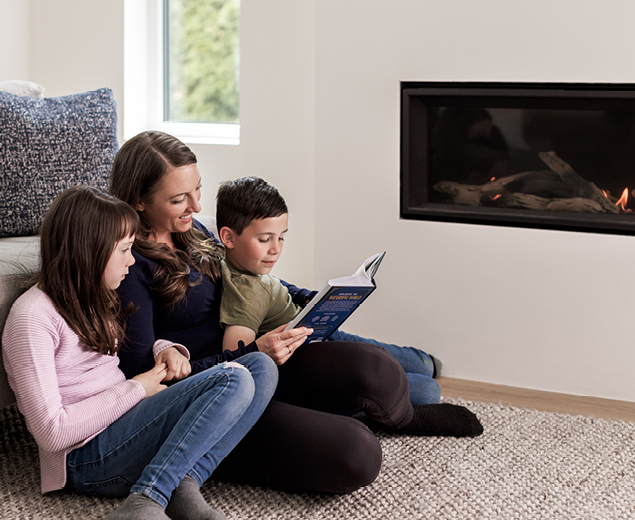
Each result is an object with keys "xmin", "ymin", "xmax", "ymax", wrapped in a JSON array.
[
  {"xmin": 216, "ymin": 177, "xmax": 305, "ymax": 352},
  {"xmin": 215, "ymin": 177, "xmax": 443, "ymax": 403}
]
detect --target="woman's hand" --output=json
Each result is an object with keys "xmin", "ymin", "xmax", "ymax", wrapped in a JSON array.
[
  {"xmin": 255, "ymin": 324, "xmax": 313, "ymax": 365},
  {"xmin": 133, "ymin": 364, "xmax": 169, "ymax": 397},
  {"xmin": 155, "ymin": 346, "xmax": 192, "ymax": 382}
]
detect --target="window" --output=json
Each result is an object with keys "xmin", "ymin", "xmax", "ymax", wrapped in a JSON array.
[{"xmin": 124, "ymin": 0, "xmax": 240, "ymax": 145}]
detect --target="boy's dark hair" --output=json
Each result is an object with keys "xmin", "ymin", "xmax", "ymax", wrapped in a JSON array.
[{"xmin": 216, "ymin": 177, "xmax": 288, "ymax": 235}]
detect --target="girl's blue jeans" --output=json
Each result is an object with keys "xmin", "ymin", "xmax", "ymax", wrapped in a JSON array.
[
  {"xmin": 66, "ymin": 352, "xmax": 277, "ymax": 508},
  {"xmin": 328, "ymin": 330, "xmax": 441, "ymax": 405}
]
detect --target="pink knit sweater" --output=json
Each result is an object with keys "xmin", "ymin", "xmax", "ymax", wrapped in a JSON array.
[{"xmin": 1, "ymin": 286, "xmax": 147, "ymax": 493}]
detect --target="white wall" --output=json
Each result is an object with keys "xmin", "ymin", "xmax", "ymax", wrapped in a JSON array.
[
  {"xmin": 191, "ymin": 0, "xmax": 316, "ymax": 288},
  {"xmin": 28, "ymin": 0, "xmax": 126, "ymax": 141},
  {"xmin": 314, "ymin": 0, "xmax": 635, "ymax": 401},
  {"xmin": 3, "ymin": 0, "xmax": 635, "ymax": 401},
  {"xmin": 0, "ymin": 0, "xmax": 30, "ymax": 80},
  {"xmin": 29, "ymin": 0, "xmax": 125, "ymax": 97}
]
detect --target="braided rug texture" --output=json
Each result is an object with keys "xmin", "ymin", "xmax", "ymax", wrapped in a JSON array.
[{"xmin": 1, "ymin": 398, "xmax": 634, "ymax": 519}]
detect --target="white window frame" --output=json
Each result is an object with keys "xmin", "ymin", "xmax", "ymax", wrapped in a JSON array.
[{"xmin": 124, "ymin": 0, "xmax": 240, "ymax": 145}]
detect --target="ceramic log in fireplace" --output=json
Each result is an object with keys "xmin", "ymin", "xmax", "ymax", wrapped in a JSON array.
[{"xmin": 400, "ymin": 82, "xmax": 635, "ymax": 235}]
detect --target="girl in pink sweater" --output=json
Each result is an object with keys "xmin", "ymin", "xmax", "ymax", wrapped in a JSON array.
[{"xmin": 2, "ymin": 186, "xmax": 278, "ymax": 520}]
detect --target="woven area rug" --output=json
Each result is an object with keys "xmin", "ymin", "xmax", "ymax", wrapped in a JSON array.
[{"xmin": 2, "ymin": 398, "xmax": 635, "ymax": 520}]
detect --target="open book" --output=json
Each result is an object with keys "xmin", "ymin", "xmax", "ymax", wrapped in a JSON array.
[{"xmin": 285, "ymin": 252, "xmax": 386, "ymax": 343}]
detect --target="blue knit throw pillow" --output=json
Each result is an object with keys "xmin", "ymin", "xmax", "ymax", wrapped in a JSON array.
[{"xmin": 0, "ymin": 88, "xmax": 118, "ymax": 238}]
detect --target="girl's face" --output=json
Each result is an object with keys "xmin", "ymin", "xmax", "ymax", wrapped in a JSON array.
[
  {"xmin": 137, "ymin": 163, "xmax": 202, "ymax": 245},
  {"xmin": 103, "ymin": 234, "xmax": 136, "ymax": 290}
]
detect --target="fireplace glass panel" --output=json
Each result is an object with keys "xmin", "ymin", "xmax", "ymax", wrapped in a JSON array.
[{"xmin": 401, "ymin": 83, "xmax": 635, "ymax": 234}]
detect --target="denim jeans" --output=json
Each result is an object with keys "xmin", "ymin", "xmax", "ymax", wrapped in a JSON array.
[
  {"xmin": 66, "ymin": 352, "xmax": 277, "ymax": 508},
  {"xmin": 328, "ymin": 330, "xmax": 440, "ymax": 405}
]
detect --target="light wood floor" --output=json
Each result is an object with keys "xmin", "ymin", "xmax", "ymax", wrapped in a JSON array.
[{"xmin": 437, "ymin": 377, "xmax": 635, "ymax": 422}]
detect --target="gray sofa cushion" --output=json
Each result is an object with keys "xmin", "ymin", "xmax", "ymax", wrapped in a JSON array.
[
  {"xmin": 0, "ymin": 88, "xmax": 118, "ymax": 238},
  {"xmin": 0, "ymin": 80, "xmax": 45, "ymax": 98},
  {"xmin": 0, "ymin": 235, "xmax": 39, "ymax": 408}
]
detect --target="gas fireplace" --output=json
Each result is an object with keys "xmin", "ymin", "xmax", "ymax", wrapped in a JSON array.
[{"xmin": 400, "ymin": 82, "xmax": 635, "ymax": 234}]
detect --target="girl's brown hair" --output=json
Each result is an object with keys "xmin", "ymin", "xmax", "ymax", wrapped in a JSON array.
[
  {"xmin": 36, "ymin": 185, "xmax": 140, "ymax": 355},
  {"xmin": 109, "ymin": 131, "xmax": 223, "ymax": 307}
]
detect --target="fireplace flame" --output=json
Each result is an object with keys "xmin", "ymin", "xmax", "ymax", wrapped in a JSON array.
[
  {"xmin": 602, "ymin": 188, "xmax": 630, "ymax": 212},
  {"xmin": 616, "ymin": 188, "xmax": 629, "ymax": 211}
]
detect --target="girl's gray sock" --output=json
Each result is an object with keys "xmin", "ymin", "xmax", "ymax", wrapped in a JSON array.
[
  {"xmin": 108, "ymin": 493, "xmax": 170, "ymax": 520},
  {"xmin": 165, "ymin": 475, "xmax": 228, "ymax": 520}
]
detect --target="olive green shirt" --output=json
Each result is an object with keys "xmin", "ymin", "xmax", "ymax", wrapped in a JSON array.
[{"xmin": 220, "ymin": 259, "xmax": 301, "ymax": 336}]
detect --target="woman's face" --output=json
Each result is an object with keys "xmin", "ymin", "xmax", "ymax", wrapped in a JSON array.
[{"xmin": 137, "ymin": 163, "xmax": 202, "ymax": 244}]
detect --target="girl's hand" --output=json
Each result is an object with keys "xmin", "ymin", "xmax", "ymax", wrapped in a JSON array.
[
  {"xmin": 255, "ymin": 324, "xmax": 313, "ymax": 365},
  {"xmin": 133, "ymin": 364, "xmax": 169, "ymax": 397},
  {"xmin": 155, "ymin": 346, "xmax": 192, "ymax": 382}
]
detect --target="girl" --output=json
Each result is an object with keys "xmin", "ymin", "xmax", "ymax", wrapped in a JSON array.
[{"xmin": 1, "ymin": 185, "xmax": 278, "ymax": 520}]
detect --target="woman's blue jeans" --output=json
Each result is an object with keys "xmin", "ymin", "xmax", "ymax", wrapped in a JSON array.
[
  {"xmin": 66, "ymin": 352, "xmax": 277, "ymax": 508},
  {"xmin": 328, "ymin": 330, "xmax": 440, "ymax": 405}
]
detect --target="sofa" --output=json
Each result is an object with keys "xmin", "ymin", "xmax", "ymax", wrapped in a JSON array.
[
  {"xmin": 0, "ymin": 81, "xmax": 119, "ymax": 408},
  {"xmin": 0, "ymin": 236, "xmax": 39, "ymax": 407}
]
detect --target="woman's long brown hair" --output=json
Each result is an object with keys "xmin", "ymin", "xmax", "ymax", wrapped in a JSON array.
[
  {"xmin": 36, "ymin": 186, "xmax": 140, "ymax": 355},
  {"xmin": 109, "ymin": 131, "xmax": 223, "ymax": 307}
]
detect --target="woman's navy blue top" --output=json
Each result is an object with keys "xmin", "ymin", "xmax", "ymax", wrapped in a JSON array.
[{"xmin": 116, "ymin": 221, "xmax": 315, "ymax": 379}]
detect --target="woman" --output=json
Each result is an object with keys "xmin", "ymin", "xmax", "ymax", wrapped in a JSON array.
[
  {"xmin": 110, "ymin": 131, "xmax": 483, "ymax": 494},
  {"xmin": 1, "ymin": 186, "xmax": 278, "ymax": 520}
]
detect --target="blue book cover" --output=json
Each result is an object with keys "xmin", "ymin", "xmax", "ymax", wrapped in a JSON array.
[{"xmin": 285, "ymin": 252, "xmax": 385, "ymax": 343}]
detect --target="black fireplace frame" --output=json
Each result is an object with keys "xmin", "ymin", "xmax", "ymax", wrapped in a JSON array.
[{"xmin": 400, "ymin": 81, "xmax": 635, "ymax": 235}]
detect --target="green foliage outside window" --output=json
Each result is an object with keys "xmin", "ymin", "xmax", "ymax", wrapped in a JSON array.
[{"xmin": 166, "ymin": 0, "xmax": 240, "ymax": 124}]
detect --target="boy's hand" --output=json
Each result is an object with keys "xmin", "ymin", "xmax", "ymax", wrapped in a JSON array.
[
  {"xmin": 133, "ymin": 363, "xmax": 169, "ymax": 397},
  {"xmin": 255, "ymin": 324, "xmax": 313, "ymax": 365},
  {"xmin": 155, "ymin": 346, "xmax": 191, "ymax": 382}
]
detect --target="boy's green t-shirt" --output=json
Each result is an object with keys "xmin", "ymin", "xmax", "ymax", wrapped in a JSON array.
[{"xmin": 220, "ymin": 259, "xmax": 302, "ymax": 336}]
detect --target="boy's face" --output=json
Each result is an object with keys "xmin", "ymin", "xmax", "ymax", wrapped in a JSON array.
[{"xmin": 223, "ymin": 213, "xmax": 288, "ymax": 275}]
